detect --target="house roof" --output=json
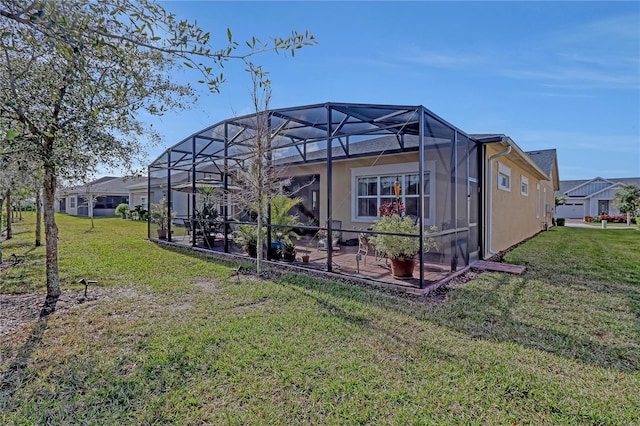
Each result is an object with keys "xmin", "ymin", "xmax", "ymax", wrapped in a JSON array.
[
  {"xmin": 526, "ymin": 149, "xmax": 560, "ymax": 190},
  {"xmin": 471, "ymin": 134, "xmax": 552, "ymax": 182},
  {"xmin": 150, "ymin": 102, "xmax": 474, "ymax": 171},
  {"xmin": 60, "ymin": 176, "xmax": 146, "ymax": 196},
  {"xmin": 557, "ymin": 177, "xmax": 640, "ymax": 196},
  {"xmin": 526, "ymin": 149, "xmax": 556, "ymax": 176}
]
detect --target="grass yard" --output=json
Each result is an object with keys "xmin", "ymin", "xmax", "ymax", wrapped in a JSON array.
[{"xmin": 1, "ymin": 214, "xmax": 639, "ymax": 424}]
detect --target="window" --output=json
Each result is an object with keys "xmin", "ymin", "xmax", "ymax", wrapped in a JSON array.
[
  {"xmin": 352, "ymin": 162, "xmax": 435, "ymax": 224},
  {"xmin": 498, "ymin": 162, "xmax": 511, "ymax": 191},
  {"xmin": 140, "ymin": 196, "xmax": 147, "ymax": 209},
  {"xmin": 521, "ymin": 175, "xmax": 529, "ymax": 196},
  {"xmin": 70, "ymin": 197, "xmax": 76, "ymax": 209}
]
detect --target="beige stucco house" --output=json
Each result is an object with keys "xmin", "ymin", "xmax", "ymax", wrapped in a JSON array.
[
  {"xmin": 148, "ymin": 103, "xmax": 559, "ymax": 288},
  {"xmin": 477, "ymin": 136, "xmax": 559, "ymax": 256}
]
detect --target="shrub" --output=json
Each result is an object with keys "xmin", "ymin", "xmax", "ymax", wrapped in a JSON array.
[
  {"xmin": 115, "ymin": 203, "xmax": 129, "ymax": 217},
  {"xmin": 555, "ymin": 218, "xmax": 565, "ymax": 226}
]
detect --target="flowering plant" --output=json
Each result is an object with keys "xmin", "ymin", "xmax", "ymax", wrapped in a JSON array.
[{"xmin": 378, "ymin": 200, "xmax": 404, "ymax": 217}]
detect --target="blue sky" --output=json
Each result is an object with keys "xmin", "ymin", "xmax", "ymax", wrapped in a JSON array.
[{"xmin": 148, "ymin": 1, "xmax": 640, "ymax": 181}]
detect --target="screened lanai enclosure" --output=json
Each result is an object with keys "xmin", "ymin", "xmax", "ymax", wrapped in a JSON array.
[{"xmin": 148, "ymin": 103, "xmax": 480, "ymax": 289}]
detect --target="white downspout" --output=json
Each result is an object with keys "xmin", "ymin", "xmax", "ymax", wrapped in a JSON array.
[{"xmin": 487, "ymin": 145, "xmax": 512, "ymax": 256}]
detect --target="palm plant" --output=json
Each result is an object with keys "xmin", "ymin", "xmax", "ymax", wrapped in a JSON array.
[{"xmin": 266, "ymin": 194, "xmax": 303, "ymax": 244}]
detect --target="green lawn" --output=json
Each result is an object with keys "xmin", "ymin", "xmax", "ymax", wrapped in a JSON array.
[{"xmin": 1, "ymin": 214, "xmax": 639, "ymax": 424}]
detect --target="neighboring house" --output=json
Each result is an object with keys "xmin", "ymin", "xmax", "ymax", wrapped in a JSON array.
[
  {"xmin": 555, "ymin": 177, "xmax": 640, "ymax": 219},
  {"xmin": 148, "ymin": 102, "xmax": 559, "ymax": 288},
  {"xmin": 126, "ymin": 173, "xmax": 191, "ymax": 219},
  {"xmin": 56, "ymin": 176, "xmax": 146, "ymax": 217}
]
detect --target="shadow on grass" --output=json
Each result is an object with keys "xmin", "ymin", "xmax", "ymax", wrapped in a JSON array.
[
  {"xmin": 437, "ymin": 273, "xmax": 640, "ymax": 373},
  {"xmin": 3, "ymin": 240, "xmax": 38, "ymax": 252},
  {"xmin": 153, "ymin": 241, "xmax": 254, "ymax": 272},
  {"xmin": 277, "ymin": 271, "xmax": 640, "ymax": 374},
  {"xmin": 152, "ymin": 238, "xmax": 640, "ymax": 373},
  {"xmin": 0, "ymin": 295, "xmax": 59, "ymax": 412}
]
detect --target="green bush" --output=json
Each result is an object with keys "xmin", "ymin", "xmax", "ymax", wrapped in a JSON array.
[{"xmin": 115, "ymin": 203, "xmax": 130, "ymax": 217}]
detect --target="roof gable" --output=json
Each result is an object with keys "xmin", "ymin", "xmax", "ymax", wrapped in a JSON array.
[
  {"xmin": 526, "ymin": 149, "xmax": 559, "ymax": 190},
  {"xmin": 564, "ymin": 176, "xmax": 615, "ymax": 197},
  {"xmin": 585, "ymin": 182, "xmax": 624, "ymax": 199},
  {"xmin": 525, "ymin": 149, "xmax": 556, "ymax": 176}
]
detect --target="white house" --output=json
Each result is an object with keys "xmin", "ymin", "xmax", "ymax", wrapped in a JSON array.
[
  {"xmin": 56, "ymin": 176, "xmax": 146, "ymax": 217},
  {"xmin": 555, "ymin": 176, "xmax": 640, "ymax": 219}
]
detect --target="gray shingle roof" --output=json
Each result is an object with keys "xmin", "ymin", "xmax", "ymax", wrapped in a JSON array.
[{"xmin": 525, "ymin": 149, "xmax": 557, "ymax": 176}]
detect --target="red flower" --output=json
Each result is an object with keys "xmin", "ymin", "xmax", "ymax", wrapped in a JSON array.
[{"xmin": 379, "ymin": 201, "xmax": 404, "ymax": 217}]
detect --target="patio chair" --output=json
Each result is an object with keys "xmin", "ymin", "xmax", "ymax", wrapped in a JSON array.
[
  {"xmin": 357, "ymin": 231, "xmax": 387, "ymax": 266},
  {"xmin": 357, "ymin": 232, "xmax": 370, "ymax": 264}
]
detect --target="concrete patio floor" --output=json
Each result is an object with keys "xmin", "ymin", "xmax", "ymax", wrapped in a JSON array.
[{"xmin": 164, "ymin": 232, "xmax": 451, "ymax": 290}]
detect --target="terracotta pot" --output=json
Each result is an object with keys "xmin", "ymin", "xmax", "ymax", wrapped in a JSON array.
[
  {"xmin": 156, "ymin": 229, "xmax": 167, "ymax": 239},
  {"xmin": 390, "ymin": 257, "xmax": 415, "ymax": 279},
  {"xmin": 301, "ymin": 254, "xmax": 310, "ymax": 263}
]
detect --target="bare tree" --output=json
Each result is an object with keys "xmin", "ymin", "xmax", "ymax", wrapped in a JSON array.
[{"xmin": 229, "ymin": 64, "xmax": 293, "ymax": 275}]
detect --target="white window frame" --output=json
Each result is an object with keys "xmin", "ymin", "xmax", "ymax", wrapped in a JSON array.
[
  {"xmin": 70, "ymin": 197, "xmax": 76, "ymax": 209},
  {"xmin": 520, "ymin": 175, "xmax": 529, "ymax": 196},
  {"xmin": 351, "ymin": 161, "xmax": 436, "ymax": 225},
  {"xmin": 497, "ymin": 162, "xmax": 511, "ymax": 192}
]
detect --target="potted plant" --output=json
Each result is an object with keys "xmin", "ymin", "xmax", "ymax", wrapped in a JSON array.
[
  {"xmin": 233, "ymin": 223, "xmax": 259, "ymax": 258},
  {"xmin": 115, "ymin": 203, "xmax": 129, "ymax": 219},
  {"xmin": 267, "ymin": 195, "xmax": 303, "ymax": 260},
  {"xmin": 370, "ymin": 202, "xmax": 439, "ymax": 279},
  {"xmin": 300, "ymin": 242, "xmax": 312, "ymax": 263},
  {"xmin": 149, "ymin": 198, "xmax": 175, "ymax": 239},
  {"xmin": 279, "ymin": 241, "xmax": 296, "ymax": 262},
  {"xmin": 370, "ymin": 215, "xmax": 420, "ymax": 278}
]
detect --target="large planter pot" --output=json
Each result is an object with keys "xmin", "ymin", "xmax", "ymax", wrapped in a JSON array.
[
  {"xmin": 269, "ymin": 241, "xmax": 283, "ymax": 260},
  {"xmin": 282, "ymin": 249, "xmax": 296, "ymax": 262},
  {"xmin": 390, "ymin": 257, "xmax": 416, "ymax": 279},
  {"xmin": 245, "ymin": 244, "xmax": 257, "ymax": 258},
  {"xmin": 156, "ymin": 229, "xmax": 168, "ymax": 239}
]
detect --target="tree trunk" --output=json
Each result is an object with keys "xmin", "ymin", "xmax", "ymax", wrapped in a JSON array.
[
  {"xmin": 4, "ymin": 191, "xmax": 11, "ymax": 240},
  {"xmin": 35, "ymin": 188, "xmax": 42, "ymax": 247},
  {"xmin": 43, "ymin": 163, "xmax": 61, "ymax": 298},
  {"xmin": 256, "ymin": 199, "xmax": 263, "ymax": 276},
  {"xmin": 89, "ymin": 196, "xmax": 95, "ymax": 229}
]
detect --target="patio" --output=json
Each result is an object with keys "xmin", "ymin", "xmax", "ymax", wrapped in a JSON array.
[{"xmin": 165, "ymin": 227, "xmax": 450, "ymax": 289}]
